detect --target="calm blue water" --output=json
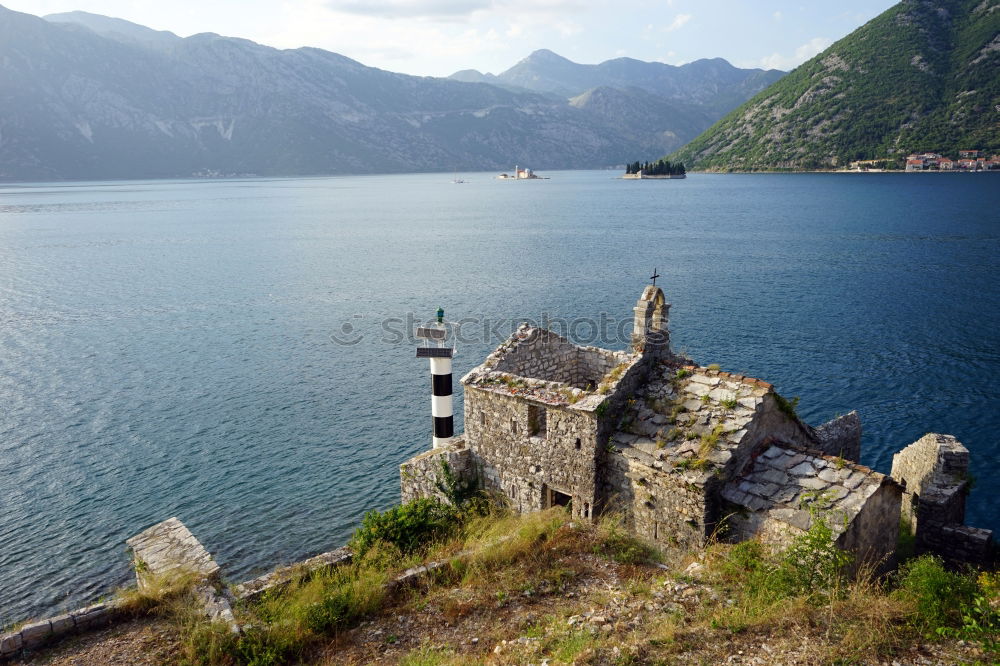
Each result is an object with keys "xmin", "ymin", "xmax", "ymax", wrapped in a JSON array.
[{"xmin": 0, "ymin": 171, "xmax": 997, "ymax": 623}]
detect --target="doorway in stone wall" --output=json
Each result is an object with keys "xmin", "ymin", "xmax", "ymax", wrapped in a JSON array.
[{"xmin": 545, "ymin": 485, "xmax": 572, "ymax": 512}]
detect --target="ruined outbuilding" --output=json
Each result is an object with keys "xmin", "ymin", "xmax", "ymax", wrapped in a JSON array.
[{"xmin": 401, "ymin": 286, "xmax": 992, "ymax": 566}]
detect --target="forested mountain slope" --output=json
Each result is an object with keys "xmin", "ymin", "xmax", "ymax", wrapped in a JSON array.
[{"xmin": 671, "ymin": 0, "xmax": 1000, "ymax": 170}]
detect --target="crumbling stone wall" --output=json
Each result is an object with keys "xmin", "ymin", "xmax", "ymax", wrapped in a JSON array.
[
  {"xmin": 891, "ymin": 433, "xmax": 992, "ymax": 564},
  {"xmin": 600, "ymin": 450, "xmax": 711, "ymax": 549},
  {"xmin": 491, "ymin": 328, "xmax": 624, "ymax": 390},
  {"xmin": 812, "ymin": 411, "xmax": 862, "ymax": 462},
  {"xmin": 724, "ymin": 393, "xmax": 818, "ymax": 477},
  {"xmin": 400, "ymin": 440, "xmax": 476, "ymax": 504}
]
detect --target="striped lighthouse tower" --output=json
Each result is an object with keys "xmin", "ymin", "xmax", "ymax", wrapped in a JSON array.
[{"xmin": 416, "ymin": 307, "xmax": 454, "ymax": 448}]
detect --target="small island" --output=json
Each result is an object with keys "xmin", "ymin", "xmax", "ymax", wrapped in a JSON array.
[
  {"xmin": 497, "ymin": 165, "xmax": 548, "ymax": 180},
  {"xmin": 623, "ymin": 158, "xmax": 686, "ymax": 179}
]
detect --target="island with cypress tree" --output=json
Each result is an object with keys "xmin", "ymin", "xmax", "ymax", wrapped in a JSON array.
[{"xmin": 623, "ymin": 158, "xmax": 686, "ymax": 179}]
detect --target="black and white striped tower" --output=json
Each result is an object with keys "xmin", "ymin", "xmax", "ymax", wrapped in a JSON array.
[{"xmin": 416, "ymin": 307, "xmax": 454, "ymax": 448}]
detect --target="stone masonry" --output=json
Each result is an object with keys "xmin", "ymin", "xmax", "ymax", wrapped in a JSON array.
[
  {"xmin": 892, "ymin": 434, "xmax": 993, "ymax": 565},
  {"xmin": 401, "ymin": 286, "xmax": 993, "ymax": 566}
]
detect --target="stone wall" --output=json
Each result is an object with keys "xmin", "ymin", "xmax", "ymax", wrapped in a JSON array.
[
  {"xmin": 399, "ymin": 439, "xmax": 476, "ymax": 505},
  {"xmin": 490, "ymin": 328, "xmax": 626, "ymax": 390},
  {"xmin": 463, "ymin": 388, "xmax": 601, "ymax": 519},
  {"xmin": 600, "ymin": 449, "xmax": 712, "ymax": 549},
  {"xmin": 834, "ymin": 478, "xmax": 902, "ymax": 574},
  {"xmin": 723, "ymin": 393, "xmax": 818, "ymax": 478},
  {"xmin": 1, "ymin": 603, "xmax": 117, "ymax": 661},
  {"xmin": 890, "ymin": 433, "xmax": 992, "ymax": 564},
  {"xmin": 812, "ymin": 411, "xmax": 862, "ymax": 462}
]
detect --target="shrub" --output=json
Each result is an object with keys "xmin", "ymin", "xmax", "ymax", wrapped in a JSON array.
[
  {"xmin": 350, "ymin": 497, "xmax": 459, "ymax": 557},
  {"xmin": 893, "ymin": 554, "xmax": 977, "ymax": 636},
  {"xmin": 434, "ymin": 459, "xmax": 487, "ymax": 514},
  {"xmin": 774, "ymin": 515, "xmax": 852, "ymax": 598}
]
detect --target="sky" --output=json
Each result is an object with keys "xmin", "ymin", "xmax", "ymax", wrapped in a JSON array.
[{"xmin": 5, "ymin": 1, "xmax": 900, "ymax": 77}]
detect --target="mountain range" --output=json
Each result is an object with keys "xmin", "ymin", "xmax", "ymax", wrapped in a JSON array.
[
  {"xmin": 671, "ymin": 0, "xmax": 1000, "ymax": 170},
  {"xmin": 0, "ymin": 6, "xmax": 782, "ymax": 181}
]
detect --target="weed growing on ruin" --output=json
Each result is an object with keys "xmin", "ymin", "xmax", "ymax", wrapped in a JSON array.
[
  {"xmin": 434, "ymin": 459, "xmax": 486, "ymax": 513},
  {"xmin": 182, "ymin": 550, "xmax": 393, "ymax": 666},
  {"xmin": 699, "ymin": 394, "xmax": 710, "ymax": 404},
  {"xmin": 674, "ymin": 457, "xmax": 711, "ymax": 471},
  {"xmin": 558, "ymin": 387, "xmax": 582, "ymax": 404},
  {"xmin": 601, "ymin": 362, "xmax": 629, "ymax": 387},
  {"xmin": 774, "ymin": 393, "xmax": 801, "ymax": 419},
  {"xmin": 675, "ymin": 368, "xmax": 691, "ymax": 379},
  {"xmin": 896, "ymin": 515, "xmax": 916, "ymax": 561},
  {"xmin": 707, "ymin": 363, "xmax": 721, "ymax": 372},
  {"xmin": 697, "ymin": 425, "xmax": 725, "ymax": 459},
  {"xmin": 720, "ymin": 397, "xmax": 738, "ymax": 409}
]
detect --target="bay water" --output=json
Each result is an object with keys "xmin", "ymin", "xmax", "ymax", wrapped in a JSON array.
[{"xmin": 1, "ymin": 170, "xmax": 998, "ymax": 623}]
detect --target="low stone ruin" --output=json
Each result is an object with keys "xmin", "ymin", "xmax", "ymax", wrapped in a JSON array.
[{"xmin": 892, "ymin": 434, "xmax": 993, "ymax": 565}]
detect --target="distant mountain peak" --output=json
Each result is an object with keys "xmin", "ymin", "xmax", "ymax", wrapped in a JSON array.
[
  {"xmin": 44, "ymin": 10, "xmax": 180, "ymax": 47},
  {"xmin": 1, "ymin": 6, "xmax": 785, "ymax": 181},
  {"xmin": 524, "ymin": 48, "xmax": 569, "ymax": 61}
]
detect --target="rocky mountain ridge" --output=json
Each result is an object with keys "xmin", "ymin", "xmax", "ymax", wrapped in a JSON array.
[
  {"xmin": 0, "ymin": 5, "xmax": 782, "ymax": 180},
  {"xmin": 670, "ymin": 0, "xmax": 1000, "ymax": 170}
]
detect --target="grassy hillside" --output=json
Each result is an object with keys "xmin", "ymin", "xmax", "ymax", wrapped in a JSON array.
[
  {"xmin": 671, "ymin": 0, "xmax": 1000, "ymax": 170},
  {"xmin": 19, "ymin": 501, "xmax": 997, "ymax": 665}
]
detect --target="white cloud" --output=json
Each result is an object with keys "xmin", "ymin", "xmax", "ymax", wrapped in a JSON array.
[
  {"xmin": 665, "ymin": 13, "xmax": 692, "ymax": 32},
  {"xmin": 324, "ymin": 0, "xmax": 588, "ymax": 21},
  {"xmin": 772, "ymin": 11, "xmax": 782, "ymax": 21},
  {"xmin": 325, "ymin": 0, "xmax": 491, "ymax": 19},
  {"xmin": 757, "ymin": 36, "xmax": 833, "ymax": 70},
  {"xmin": 555, "ymin": 20, "xmax": 583, "ymax": 37}
]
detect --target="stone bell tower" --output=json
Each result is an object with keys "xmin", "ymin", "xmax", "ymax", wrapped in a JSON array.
[{"xmin": 632, "ymin": 279, "xmax": 670, "ymax": 360}]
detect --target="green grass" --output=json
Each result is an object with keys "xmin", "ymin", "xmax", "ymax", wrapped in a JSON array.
[{"xmin": 116, "ymin": 499, "xmax": 995, "ymax": 666}]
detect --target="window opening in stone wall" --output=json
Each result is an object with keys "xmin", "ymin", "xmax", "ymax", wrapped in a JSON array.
[
  {"xmin": 511, "ymin": 419, "xmax": 518, "ymax": 435},
  {"xmin": 528, "ymin": 405, "xmax": 547, "ymax": 438},
  {"xmin": 583, "ymin": 502, "xmax": 590, "ymax": 518},
  {"xmin": 575, "ymin": 438, "xmax": 582, "ymax": 450},
  {"xmin": 547, "ymin": 487, "xmax": 572, "ymax": 510},
  {"xmin": 654, "ymin": 521, "xmax": 659, "ymax": 540},
  {"xmin": 480, "ymin": 412, "xmax": 486, "ymax": 426}
]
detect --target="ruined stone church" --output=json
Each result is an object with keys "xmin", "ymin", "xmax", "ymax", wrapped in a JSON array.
[{"xmin": 401, "ymin": 285, "xmax": 992, "ymax": 566}]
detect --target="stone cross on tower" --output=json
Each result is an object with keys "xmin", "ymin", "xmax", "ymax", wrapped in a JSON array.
[
  {"xmin": 650, "ymin": 268, "xmax": 660, "ymax": 286},
  {"xmin": 632, "ymin": 285, "xmax": 670, "ymax": 359}
]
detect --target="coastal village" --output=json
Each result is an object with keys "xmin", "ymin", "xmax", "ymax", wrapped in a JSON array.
[{"xmin": 850, "ymin": 149, "xmax": 1000, "ymax": 171}]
